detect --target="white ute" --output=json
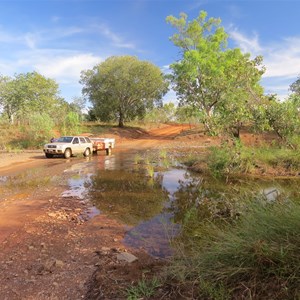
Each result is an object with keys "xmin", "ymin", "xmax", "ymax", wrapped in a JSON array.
[{"xmin": 43, "ymin": 136, "xmax": 93, "ymax": 159}]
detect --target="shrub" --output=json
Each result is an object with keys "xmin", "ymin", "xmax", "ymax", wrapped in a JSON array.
[
  {"xmin": 60, "ymin": 112, "xmax": 82, "ymax": 135},
  {"xmin": 20, "ymin": 112, "xmax": 54, "ymax": 147},
  {"xmin": 207, "ymin": 141, "xmax": 254, "ymax": 178}
]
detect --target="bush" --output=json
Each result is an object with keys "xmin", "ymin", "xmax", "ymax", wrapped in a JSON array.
[
  {"xmin": 207, "ymin": 141, "xmax": 254, "ymax": 178},
  {"xmin": 60, "ymin": 112, "xmax": 82, "ymax": 135},
  {"xmin": 20, "ymin": 112, "xmax": 54, "ymax": 148}
]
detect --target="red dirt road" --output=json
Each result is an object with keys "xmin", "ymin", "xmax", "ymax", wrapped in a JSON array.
[{"xmin": 0, "ymin": 124, "xmax": 202, "ymax": 300}]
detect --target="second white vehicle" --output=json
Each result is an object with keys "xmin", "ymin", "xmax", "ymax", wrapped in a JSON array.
[{"xmin": 43, "ymin": 136, "xmax": 93, "ymax": 159}]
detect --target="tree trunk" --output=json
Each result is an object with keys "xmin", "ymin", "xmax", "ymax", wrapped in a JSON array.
[{"xmin": 118, "ymin": 111, "xmax": 124, "ymax": 127}]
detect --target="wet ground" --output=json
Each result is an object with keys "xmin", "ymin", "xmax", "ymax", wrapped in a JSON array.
[
  {"xmin": 2, "ymin": 149, "xmax": 297, "ymax": 257},
  {"xmin": 1, "ymin": 124, "xmax": 299, "ymax": 299}
]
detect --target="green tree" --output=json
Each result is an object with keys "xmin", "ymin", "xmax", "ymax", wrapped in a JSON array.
[
  {"xmin": 61, "ymin": 111, "xmax": 82, "ymax": 135},
  {"xmin": 0, "ymin": 75, "xmax": 24, "ymax": 124},
  {"xmin": 0, "ymin": 72, "xmax": 62, "ymax": 124},
  {"xmin": 80, "ymin": 56, "xmax": 169, "ymax": 127},
  {"xmin": 175, "ymin": 104, "xmax": 202, "ymax": 125},
  {"xmin": 69, "ymin": 96, "xmax": 86, "ymax": 116},
  {"xmin": 290, "ymin": 75, "xmax": 300, "ymax": 96},
  {"xmin": 265, "ymin": 96, "xmax": 300, "ymax": 141},
  {"xmin": 166, "ymin": 11, "xmax": 264, "ymax": 136},
  {"xmin": 144, "ymin": 103, "xmax": 176, "ymax": 124},
  {"xmin": 22, "ymin": 112, "xmax": 55, "ymax": 147},
  {"xmin": 214, "ymin": 53, "xmax": 265, "ymax": 137}
]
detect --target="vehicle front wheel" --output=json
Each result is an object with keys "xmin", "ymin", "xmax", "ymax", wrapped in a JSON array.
[
  {"xmin": 83, "ymin": 148, "xmax": 91, "ymax": 157},
  {"xmin": 64, "ymin": 148, "xmax": 72, "ymax": 159},
  {"xmin": 105, "ymin": 147, "xmax": 112, "ymax": 155},
  {"xmin": 45, "ymin": 153, "xmax": 53, "ymax": 158}
]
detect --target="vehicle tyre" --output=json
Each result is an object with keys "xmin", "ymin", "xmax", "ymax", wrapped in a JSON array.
[
  {"xmin": 84, "ymin": 148, "xmax": 91, "ymax": 157},
  {"xmin": 64, "ymin": 148, "xmax": 72, "ymax": 159},
  {"xmin": 45, "ymin": 153, "xmax": 53, "ymax": 158},
  {"xmin": 106, "ymin": 147, "xmax": 112, "ymax": 155}
]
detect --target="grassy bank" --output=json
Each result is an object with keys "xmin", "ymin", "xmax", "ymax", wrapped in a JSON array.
[
  {"xmin": 182, "ymin": 141, "xmax": 300, "ymax": 178},
  {"xmin": 163, "ymin": 199, "xmax": 300, "ymax": 299}
]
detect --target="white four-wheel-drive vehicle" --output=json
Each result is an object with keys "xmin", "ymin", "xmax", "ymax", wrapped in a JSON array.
[{"xmin": 43, "ymin": 136, "xmax": 93, "ymax": 159}]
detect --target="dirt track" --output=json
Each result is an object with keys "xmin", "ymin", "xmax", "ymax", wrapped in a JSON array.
[{"xmin": 0, "ymin": 124, "xmax": 201, "ymax": 300}]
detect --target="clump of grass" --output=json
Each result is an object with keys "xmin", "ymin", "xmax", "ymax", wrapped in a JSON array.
[
  {"xmin": 133, "ymin": 153, "xmax": 142, "ymax": 164},
  {"xmin": 207, "ymin": 140, "xmax": 300, "ymax": 178},
  {"xmin": 169, "ymin": 200, "xmax": 300, "ymax": 299},
  {"xmin": 254, "ymin": 145, "xmax": 300, "ymax": 171},
  {"xmin": 207, "ymin": 141, "xmax": 254, "ymax": 178},
  {"xmin": 180, "ymin": 153, "xmax": 202, "ymax": 167},
  {"xmin": 126, "ymin": 277, "xmax": 161, "ymax": 300},
  {"xmin": 146, "ymin": 165, "xmax": 154, "ymax": 178},
  {"xmin": 159, "ymin": 149, "xmax": 167, "ymax": 159}
]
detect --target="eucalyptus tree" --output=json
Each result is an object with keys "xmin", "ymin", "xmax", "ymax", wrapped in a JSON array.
[
  {"xmin": 166, "ymin": 11, "xmax": 265, "ymax": 137},
  {"xmin": 0, "ymin": 72, "xmax": 62, "ymax": 124},
  {"xmin": 80, "ymin": 55, "xmax": 169, "ymax": 127},
  {"xmin": 0, "ymin": 75, "xmax": 21, "ymax": 124}
]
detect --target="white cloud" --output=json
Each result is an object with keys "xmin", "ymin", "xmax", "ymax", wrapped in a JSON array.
[
  {"xmin": 32, "ymin": 52, "xmax": 102, "ymax": 82},
  {"xmin": 229, "ymin": 29, "xmax": 300, "ymax": 96},
  {"xmin": 24, "ymin": 33, "xmax": 37, "ymax": 49},
  {"xmin": 0, "ymin": 22, "xmax": 135, "ymax": 100},
  {"xmin": 263, "ymin": 37, "xmax": 300, "ymax": 78},
  {"xmin": 229, "ymin": 28, "xmax": 262, "ymax": 54},
  {"xmin": 161, "ymin": 64, "xmax": 171, "ymax": 74},
  {"xmin": 96, "ymin": 24, "xmax": 136, "ymax": 49}
]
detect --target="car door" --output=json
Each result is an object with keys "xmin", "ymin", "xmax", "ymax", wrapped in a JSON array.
[
  {"xmin": 79, "ymin": 137, "xmax": 87, "ymax": 153},
  {"xmin": 72, "ymin": 137, "xmax": 81, "ymax": 154}
]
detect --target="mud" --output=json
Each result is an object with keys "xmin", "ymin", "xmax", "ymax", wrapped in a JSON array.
[
  {"xmin": 0, "ymin": 124, "xmax": 284, "ymax": 299},
  {"xmin": 0, "ymin": 125, "xmax": 197, "ymax": 300}
]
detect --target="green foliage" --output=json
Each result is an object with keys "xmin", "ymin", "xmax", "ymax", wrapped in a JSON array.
[
  {"xmin": 207, "ymin": 141, "xmax": 300, "ymax": 177},
  {"xmin": 207, "ymin": 145, "xmax": 232, "ymax": 178},
  {"xmin": 290, "ymin": 75, "xmax": 300, "ymax": 95},
  {"xmin": 254, "ymin": 145, "xmax": 300, "ymax": 171},
  {"xmin": 208, "ymin": 141, "xmax": 254, "ymax": 178},
  {"xmin": 264, "ymin": 96, "xmax": 300, "ymax": 141},
  {"xmin": 60, "ymin": 112, "xmax": 82, "ymax": 135},
  {"xmin": 0, "ymin": 72, "xmax": 62, "ymax": 124},
  {"xmin": 170, "ymin": 200, "xmax": 300, "ymax": 299},
  {"xmin": 198, "ymin": 279, "xmax": 230, "ymax": 300},
  {"xmin": 80, "ymin": 55, "xmax": 169, "ymax": 127},
  {"xmin": 166, "ymin": 11, "xmax": 265, "ymax": 136},
  {"xmin": 126, "ymin": 277, "xmax": 161, "ymax": 300},
  {"xmin": 20, "ymin": 112, "xmax": 54, "ymax": 148},
  {"xmin": 144, "ymin": 103, "xmax": 176, "ymax": 124},
  {"xmin": 175, "ymin": 105, "xmax": 203, "ymax": 125},
  {"xmin": 69, "ymin": 96, "xmax": 86, "ymax": 116}
]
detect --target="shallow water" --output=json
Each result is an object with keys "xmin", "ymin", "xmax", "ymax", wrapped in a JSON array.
[
  {"xmin": 1, "ymin": 151, "xmax": 300, "ymax": 258},
  {"xmin": 87, "ymin": 151, "xmax": 300, "ymax": 257}
]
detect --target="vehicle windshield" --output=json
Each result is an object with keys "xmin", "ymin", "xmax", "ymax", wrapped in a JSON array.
[{"xmin": 56, "ymin": 136, "xmax": 73, "ymax": 143}]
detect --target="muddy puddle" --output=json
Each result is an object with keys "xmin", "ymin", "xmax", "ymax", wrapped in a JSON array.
[
  {"xmin": 84, "ymin": 151, "xmax": 300, "ymax": 258},
  {"xmin": 1, "ymin": 151, "xmax": 300, "ymax": 258}
]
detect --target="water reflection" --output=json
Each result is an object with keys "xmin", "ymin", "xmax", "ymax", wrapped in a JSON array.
[
  {"xmin": 89, "ymin": 169, "xmax": 168, "ymax": 226},
  {"xmin": 88, "ymin": 151, "xmax": 300, "ymax": 258},
  {"xmin": 0, "ymin": 167, "xmax": 55, "ymax": 198},
  {"xmin": 2, "ymin": 149, "xmax": 298, "ymax": 259},
  {"xmin": 89, "ymin": 152, "xmax": 185, "ymax": 257}
]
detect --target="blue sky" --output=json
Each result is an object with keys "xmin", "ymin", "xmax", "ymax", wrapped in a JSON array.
[{"xmin": 0, "ymin": 0, "xmax": 299, "ymax": 105}]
